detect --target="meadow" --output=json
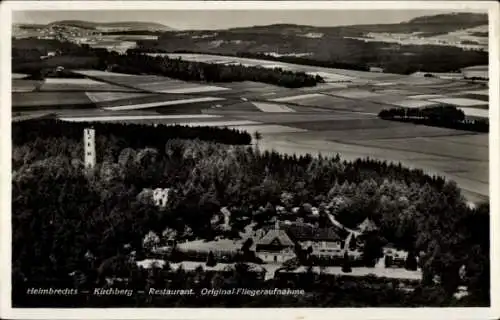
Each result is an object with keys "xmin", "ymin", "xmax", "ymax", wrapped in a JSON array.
[{"xmin": 12, "ymin": 91, "xmax": 93, "ymax": 108}]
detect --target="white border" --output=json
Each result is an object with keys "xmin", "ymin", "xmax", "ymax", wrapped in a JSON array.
[{"xmin": 1, "ymin": 1, "xmax": 499, "ymax": 320}]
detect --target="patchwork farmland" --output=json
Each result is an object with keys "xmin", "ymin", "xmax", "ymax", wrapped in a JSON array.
[{"xmin": 11, "ymin": 54, "xmax": 489, "ymax": 204}]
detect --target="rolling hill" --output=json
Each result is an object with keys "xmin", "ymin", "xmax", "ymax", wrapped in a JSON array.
[{"xmin": 17, "ymin": 20, "xmax": 174, "ymax": 32}]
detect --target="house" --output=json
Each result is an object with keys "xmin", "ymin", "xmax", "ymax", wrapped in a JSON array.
[
  {"xmin": 255, "ymin": 222, "xmax": 296, "ymax": 263},
  {"xmin": 283, "ymin": 223, "xmax": 346, "ymax": 258},
  {"xmin": 356, "ymin": 218, "xmax": 378, "ymax": 233},
  {"xmin": 369, "ymin": 67, "xmax": 384, "ymax": 73},
  {"xmin": 383, "ymin": 244, "xmax": 408, "ymax": 268},
  {"xmin": 210, "ymin": 207, "xmax": 232, "ymax": 232},
  {"xmin": 153, "ymin": 188, "xmax": 170, "ymax": 208},
  {"xmin": 136, "ymin": 259, "xmax": 167, "ymax": 269},
  {"xmin": 255, "ymin": 221, "xmax": 348, "ymax": 262}
]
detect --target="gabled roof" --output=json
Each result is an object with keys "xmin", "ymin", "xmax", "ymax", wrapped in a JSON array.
[
  {"xmin": 283, "ymin": 224, "xmax": 345, "ymax": 242},
  {"xmin": 257, "ymin": 229, "xmax": 294, "ymax": 247},
  {"xmin": 357, "ymin": 218, "xmax": 378, "ymax": 232}
]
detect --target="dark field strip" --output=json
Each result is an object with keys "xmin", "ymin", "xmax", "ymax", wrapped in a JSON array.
[
  {"xmin": 54, "ymin": 109, "xmax": 165, "ymax": 119},
  {"xmin": 284, "ymin": 118, "xmax": 407, "ymax": 131},
  {"xmin": 308, "ymin": 124, "xmax": 471, "ymax": 141},
  {"xmin": 12, "ymin": 92, "xmax": 92, "ymax": 107},
  {"xmin": 95, "ymin": 93, "xmax": 200, "ymax": 108},
  {"xmin": 38, "ymin": 84, "xmax": 140, "ymax": 93},
  {"xmin": 152, "ymin": 102, "xmax": 216, "ymax": 115},
  {"xmin": 455, "ymin": 93, "xmax": 489, "ymax": 102},
  {"xmin": 12, "ymin": 79, "xmax": 43, "ymax": 86},
  {"xmin": 13, "ymin": 103, "xmax": 96, "ymax": 111},
  {"xmin": 316, "ymin": 93, "xmax": 393, "ymax": 114},
  {"xmin": 432, "ymin": 134, "xmax": 489, "ymax": 148},
  {"xmin": 223, "ymin": 102, "xmax": 262, "ymax": 112},
  {"xmin": 233, "ymin": 112, "xmax": 374, "ymax": 124},
  {"xmin": 345, "ymin": 137, "xmax": 487, "ymax": 162}
]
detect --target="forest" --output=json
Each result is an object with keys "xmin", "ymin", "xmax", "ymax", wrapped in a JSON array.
[
  {"xmin": 104, "ymin": 52, "xmax": 323, "ymax": 88},
  {"xmin": 131, "ymin": 48, "xmax": 371, "ymax": 72},
  {"xmin": 12, "ymin": 119, "xmax": 489, "ymax": 307},
  {"xmin": 378, "ymin": 105, "xmax": 489, "ymax": 133},
  {"xmin": 12, "ymin": 40, "xmax": 323, "ymax": 88},
  {"xmin": 138, "ymin": 32, "xmax": 487, "ymax": 74}
]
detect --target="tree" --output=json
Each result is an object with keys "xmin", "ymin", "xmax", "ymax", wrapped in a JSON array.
[
  {"xmin": 206, "ymin": 251, "xmax": 217, "ymax": 267},
  {"xmin": 143, "ymin": 231, "xmax": 160, "ymax": 251},
  {"xmin": 162, "ymin": 227, "xmax": 178, "ymax": 244},
  {"xmin": 361, "ymin": 231, "xmax": 384, "ymax": 267},
  {"xmin": 241, "ymin": 238, "xmax": 253, "ymax": 253},
  {"xmin": 385, "ymin": 255, "xmax": 393, "ymax": 268},
  {"xmin": 253, "ymin": 131, "xmax": 262, "ymax": 151},
  {"xmin": 342, "ymin": 252, "xmax": 352, "ymax": 273},
  {"xmin": 405, "ymin": 251, "xmax": 418, "ymax": 271}
]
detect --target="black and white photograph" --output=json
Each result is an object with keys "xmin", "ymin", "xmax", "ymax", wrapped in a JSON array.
[{"xmin": 1, "ymin": 1, "xmax": 499, "ymax": 318}]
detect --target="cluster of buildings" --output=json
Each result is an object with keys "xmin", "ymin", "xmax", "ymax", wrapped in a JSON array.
[
  {"xmin": 13, "ymin": 24, "xmax": 102, "ymax": 42},
  {"xmin": 346, "ymin": 26, "xmax": 488, "ymax": 52},
  {"xmin": 13, "ymin": 24, "xmax": 155, "ymax": 54},
  {"xmin": 254, "ymin": 218, "xmax": 376, "ymax": 264},
  {"xmin": 411, "ymin": 65, "xmax": 488, "ymax": 80}
]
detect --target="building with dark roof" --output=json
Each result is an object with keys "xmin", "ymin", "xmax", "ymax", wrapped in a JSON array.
[
  {"xmin": 255, "ymin": 224, "xmax": 296, "ymax": 263},
  {"xmin": 255, "ymin": 221, "xmax": 349, "ymax": 262}
]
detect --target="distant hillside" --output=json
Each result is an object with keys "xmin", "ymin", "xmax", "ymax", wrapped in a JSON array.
[
  {"xmin": 12, "ymin": 12, "xmax": 488, "ymax": 75},
  {"xmin": 224, "ymin": 12, "xmax": 487, "ymax": 36},
  {"xmin": 47, "ymin": 20, "xmax": 174, "ymax": 31},
  {"xmin": 407, "ymin": 12, "xmax": 487, "ymax": 25}
]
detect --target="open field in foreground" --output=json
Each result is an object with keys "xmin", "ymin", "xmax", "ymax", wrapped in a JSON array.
[
  {"xmin": 255, "ymin": 130, "xmax": 488, "ymax": 204},
  {"xmin": 12, "ymin": 65, "xmax": 489, "ymax": 203}
]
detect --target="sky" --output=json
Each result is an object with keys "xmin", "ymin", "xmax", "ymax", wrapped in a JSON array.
[{"xmin": 11, "ymin": 10, "xmax": 473, "ymax": 30}]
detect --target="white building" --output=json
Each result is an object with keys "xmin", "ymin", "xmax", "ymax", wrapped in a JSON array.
[
  {"xmin": 153, "ymin": 188, "xmax": 170, "ymax": 208},
  {"xmin": 255, "ymin": 223, "xmax": 296, "ymax": 263},
  {"xmin": 369, "ymin": 67, "xmax": 384, "ymax": 73},
  {"xmin": 83, "ymin": 128, "xmax": 96, "ymax": 169},
  {"xmin": 462, "ymin": 65, "xmax": 488, "ymax": 79}
]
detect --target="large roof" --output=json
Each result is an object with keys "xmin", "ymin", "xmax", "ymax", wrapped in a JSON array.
[
  {"xmin": 257, "ymin": 229, "xmax": 294, "ymax": 247},
  {"xmin": 357, "ymin": 218, "xmax": 378, "ymax": 232},
  {"xmin": 282, "ymin": 223, "xmax": 346, "ymax": 242}
]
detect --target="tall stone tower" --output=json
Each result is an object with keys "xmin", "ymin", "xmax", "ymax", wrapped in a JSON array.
[{"xmin": 84, "ymin": 128, "xmax": 96, "ymax": 169}]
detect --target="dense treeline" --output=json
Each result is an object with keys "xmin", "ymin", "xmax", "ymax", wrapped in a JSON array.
[
  {"xmin": 378, "ymin": 105, "xmax": 489, "ymax": 132},
  {"xmin": 12, "ymin": 119, "xmax": 251, "ymax": 152},
  {"xmin": 104, "ymin": 52, "xmax": 323, "ymax": 88},
  {"xmin": 12, "ymin": 120, "xmax": 489, "ymax": 307},
  {"xmin": 236, "ymin": 52, "xmax": 370, "ymax": 71},
  {"xmin": 131, "ymin": 48, "xmax": 371, "ymax": 72}
]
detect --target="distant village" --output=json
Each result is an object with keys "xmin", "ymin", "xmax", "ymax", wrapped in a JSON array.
[{"xmin": 13, "ymin": 24, "xmax": 156, "ymax": 54}]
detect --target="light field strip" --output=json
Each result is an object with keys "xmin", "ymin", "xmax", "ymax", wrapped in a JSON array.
[
  {"xmin": 44, "ymin": 78, "xmax": 106, "ymax": 85},
  {"xmin": 462, "ymin": 89, "xmax": 489, "ymax": 95},
  {"xmin": 252, "ymin": 102, "xmax": 295, "ymax": 113},
  {"xmin": 459, "ymin": 107, "xmax": 489, "ymax": 118},
  {"xmin": 429, "ymin": 97, "xmax": 487, "ymax": 107},
  {"xmin": 159, "ymin": 86, "xmax": 230, "ymax": 94},
  {"xmin": 171, "ymin": 120, "xmax": 260, "ymax": 127},
  {"xmin": 103, "ymin": 97, "xmax": 225, "ymax": 111},
  {"xmin": 271, "ymin": 93, "xmax": 325, "ymax": 102},
  {"xmin": 59, "ymin": 114, "xmax": 221, "ymax": 122},
  {"xmin": 73, "ymin": 70, "xmax": 135, "ymax": 77}
]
